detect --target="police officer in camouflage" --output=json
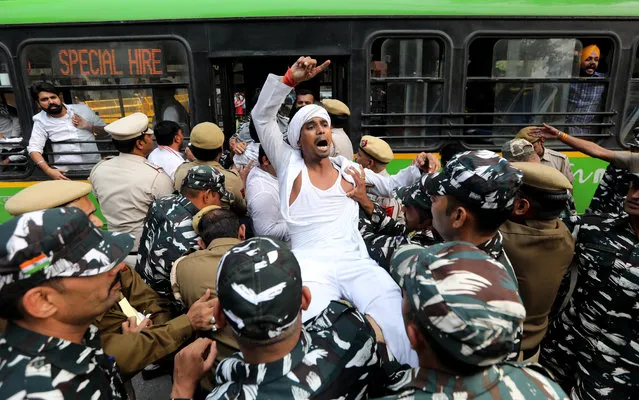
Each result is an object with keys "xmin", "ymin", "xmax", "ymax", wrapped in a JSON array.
[
  {"xmin": 539, "ymin": 158, "xmax": 639, "ymax": 398},
  {"xmin": 0, "ymin": 207, "xmax": 133, "ymax": 399},
  {"xmin": 373, "ymin": 242, "xmax": 568, "ymax": 399},
  {"xmin": 356, "ymin": 173, "xmax": 437, "ymax": 271},
  {"xmin": 175, "ymin": 237, "xmax": 405, "ymax": 399},
  {"xmin": 136, "ymin": 165, "xmax": 233, "ymax": 304}
]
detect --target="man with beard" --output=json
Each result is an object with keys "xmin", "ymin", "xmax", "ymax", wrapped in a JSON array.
[
  {"xmin": 252, "ymin": 56, "xmax": 439, "ymax": 366},
  {"xmin": 566, "ymin": 44, "xmax": 606, "ymax": 135},
  {"xmin": 27, "ymin": 82, "xmax": 108, "ymax": 179}
]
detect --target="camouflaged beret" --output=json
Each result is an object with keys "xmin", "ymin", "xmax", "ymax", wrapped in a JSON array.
[
  {"xmin": 391, "ymin": 241, "xmax": 526, "ymax": 366},
  {"xmin": 0, "ymin": 207, "xmax": 133, "ymax": 295},
  {"xmin": 105, "ymin": 112, "xmax": 152, "ymax": 140},
  {"xmin": 217, "ymin": 237, "xmax": 302, "ymax": 341},
  {"xmin": 395, "ymin": 176, "xmax": 432, "ymax": 212},
  {"xmin": 501, "ymin": 139, "xmax": 535, "ymax": 161},
  {"xmin": 5, "ymin": 181, "xmax": 92, "ymax": 216},
  {"xmin": 511, "ymin": 162, "xmax": 572, "ymax": 191},
  {"xmin": 424, "ymin": 150, "xmax": 523, "ymax": 211},
  {"xmin": 515, "ymin": 126, "xmax": 541, "ymax": 144},
  {"xmin": 182, "ymin": 165, "xmax": 234, "ymax": 205},
  {"xmin": 190, "ymin": 122, "xmax": 224, "ymax": 150},
  {"xmin": 360, "ymin": 135, "xmax": 394, "ymax": 164}
]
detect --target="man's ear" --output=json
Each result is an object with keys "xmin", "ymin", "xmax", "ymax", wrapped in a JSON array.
[
  {"xmin": 450, "ymin": 206, "xmax": 467, "ymax": 230},
  {"xmin": 513, "ymin": 198, "xmax": 530, "ymax": 217},
  {"xmin": 237, "ymin": 224, "xmax": 246, "ymax": 241},
  {"xmin": 300, "ymin": 286, "xmax": 312, "ymax": 311},
  {"xmin": 21, "ymin": 286, "xmax": 60, "ymax": 320},
  {"xmin": 405, "ymin": 322, "xmax": 426, "ymax": 351}
]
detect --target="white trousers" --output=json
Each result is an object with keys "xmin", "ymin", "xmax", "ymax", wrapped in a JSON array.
[{"xmin": 299, "ymin": 254, "xmax": 419, "ymax": 367}]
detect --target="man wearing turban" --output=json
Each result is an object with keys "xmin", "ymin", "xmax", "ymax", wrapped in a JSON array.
[{"xmin": 566, "ymin": 44, "xmax": 606, "ymax": 135}]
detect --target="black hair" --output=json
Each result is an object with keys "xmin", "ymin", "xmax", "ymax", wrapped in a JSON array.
[
  {"xmin": 154, "ymin": 120, "xmax": 181, "ymax": 146},
  {"xmin": 30, "ymin": 82, "xmax": 60, "ymax": 103},
  {"xmin": 440, "ymin": 143, "xmax": 467, "ymax": 167},
  {"xmin": 517, "ymin": 185, "xmax": 570, "ymax": 220},
  {"xmin": 112, "ymin": 135, "xmax": 144, "ymax": 154},
  {"xmin": 190, "ymin": 145, "xmax": 222, "ymax": 162},
  {"xmin": 258, "ymin": 144, "xmax": 268, "ymax": 167},
  {"xmin": 198, "ymin": 208, "xmax": 241, "ymax": 247},
  {"xmin": 328, "ymin": 112, "xmax": 348, "ymax": 130},
  {"xmin": 445, "ymin": 195, "xmax": 512, "ymax": 234},
  {"xmin": 295, "ymin": 88, "xmax": 314, "ymax": 99}
]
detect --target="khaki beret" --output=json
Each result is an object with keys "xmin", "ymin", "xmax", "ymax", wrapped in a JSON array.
[
  {"xmin": 190, "ymin": 122, "xmax": 224, "ymax": 150},
  {"xmin": 359, "ymin": 135, "xmax": 393, "ymax": 163},
  {"xmin": 321, "ymin": 99, "xmax": 350, "ymax": 116},
  {"xmin": 192, "ymin": 205, "xmax": 222, "ymax": 234},
  {"xmin": 5, "ymin": 181, "xmax": 92, "ymax": 216},
  {"xmin": 105, "ymin": 112, "xmax": 152, "ymax": 141},
  {"xmin": 515, "ymin": 127, "xmax": 541, "ymax": 144},
  {"xmin": 511, "ymin": 162, "xmax": 572, "ymax": 191}
]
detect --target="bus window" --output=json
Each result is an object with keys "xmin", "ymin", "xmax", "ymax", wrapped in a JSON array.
[
  {"xmin": 0, "ymin": 50, "xmax": 28, "ymax": 177},
  {"xmin": 366, "ymin": 37, "xmax": 445, "ymax": 150},
  {"xmin": 20, "ymin": 40, "xmax": 191, "ymax": 172},
  {"xmin": 465, "ymin": 37, "xmax": 613, "ymax": 144},
  {"xmin": 620, "ymin": 46, "xmax": 639, "ymax": 146}
]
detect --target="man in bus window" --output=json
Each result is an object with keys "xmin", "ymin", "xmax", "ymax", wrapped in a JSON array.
[
  {"xmin": 566, "ymin": 44, "xmax": 606, "ymax": 135},
  {"xmin": 27, "ymin": 82, "xmax": 108, "ymax": 180}
]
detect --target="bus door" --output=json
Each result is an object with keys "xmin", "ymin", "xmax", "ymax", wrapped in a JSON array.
[{"xmin": 210, "ymin": 56, "xmax": 349, "ymax": 140}]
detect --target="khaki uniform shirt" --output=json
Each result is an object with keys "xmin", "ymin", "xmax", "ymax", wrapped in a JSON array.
[
  {"xmin": 95, "ymin": 266, "xmax": 193, "ymax": 379},
  {"xmin": 90, "ymin": 153, "xmax": 174, "ymax": 250},
  {"xmin": 171, "ymin": 237, "xmax": 241, "ymax": 364},
  {"xmin": 541, "ymin": 148, "xmax": 574, "ymax": 183},
  {"xmin": 173, "ymin": 160, "xmax": 246, "ymax": 214},
  {"xmin": 500, "ymin": 219, "xmax": 575, "ymax": 351}
]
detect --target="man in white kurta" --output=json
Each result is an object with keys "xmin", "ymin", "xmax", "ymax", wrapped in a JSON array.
[{"xmin": 252, "ymin": 58, "xmax": 425, "ymax": 366}]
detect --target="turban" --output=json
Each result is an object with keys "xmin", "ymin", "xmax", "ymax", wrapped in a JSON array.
[
  {"xmin": 287, "ymin": 104, "xmax": 331, "ymax": 150},
  {"xmin": 581, "ymin": 45, "xmax": 601, "ymax": 64}
]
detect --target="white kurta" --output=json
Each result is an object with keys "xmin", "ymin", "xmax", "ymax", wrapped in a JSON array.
[{"xmin": 252, "ymin": 73, "xmax": 420, "ymax": 366}]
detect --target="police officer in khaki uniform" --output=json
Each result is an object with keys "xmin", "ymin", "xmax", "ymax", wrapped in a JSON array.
[
  {"xmin": 355, "ymin": 135, "xmax": 404, "ymax": 222},
  {"xmin": 499, "ymin": 162, "xmax": 575, "ymax": 362},
  {"xmin": 89, "ymin": 112, "xmax": 174, "ymax": 260},
  {"xmin": 516, "ymin": 126, "xmax": 574, "ymax": 183},
  {"xmin": 322, "ymin": 99, "xmax": 354, "ymax": 160},
  {"xmin": 173, "ymin": 122, "xmax": 247, "ymax": 214},
  {"xmin": 2, "ymin": 180, "xmax": 218, "ymax": 379}
]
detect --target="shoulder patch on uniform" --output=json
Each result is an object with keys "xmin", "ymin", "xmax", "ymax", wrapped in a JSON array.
[{"xmin": 144, "ymin": 160, "xmax": 165, "ymax": 172}]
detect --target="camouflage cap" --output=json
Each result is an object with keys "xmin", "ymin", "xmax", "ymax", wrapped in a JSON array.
[
  {"xmin": 181, "ymin": 165, "xmax": 234, "ymax": 204},
  {"xmin": 395, "ymin": 175, "xmax": 432, "ymax": 212},
  {"xmin": 423, "ymin": 150, "xmax": 523, "ymax": 211},
  {"xmin": 391, "ymin": 241, "xmax": 526, "ymax": 366},
  {"xmin": 0, "ymin": 207, "xmax": 133, "ymax": 295},
  {"xmin": 217, "ymin": 237, "xmax": 302, "ymax": 341},
  {"xmin": 501, "ymin": 138, "xmax": 535, "ymax": 161}
]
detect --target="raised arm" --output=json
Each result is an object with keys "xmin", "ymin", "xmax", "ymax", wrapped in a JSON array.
[
  {"xmin": 530, "ymin": 123, "xmax": 615, "ymax": 162},
  {"xmin": 364, "ymin": 152, "xmax": 438, "ymax": 197}
]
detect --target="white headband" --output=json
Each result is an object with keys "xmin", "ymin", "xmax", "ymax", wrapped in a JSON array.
[{"xmin": 287, "ymin": 104, "xmax": 331, "ymax": 150}]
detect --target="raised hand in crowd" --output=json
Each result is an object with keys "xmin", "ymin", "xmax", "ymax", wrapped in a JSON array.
[
  {"xmin": 229, "ymin": 136, "xmax": 247, "ymax": 155},
  {"xmin": 186, "ymin": 288, "xmax": 218, "ymax": 331},
  {"xmin": 171, "ymin": 338, "xmax": 217, "ymax": 399},
  {"xmin": 412, "ymin": 152, "xmax": 441, "ymax": 173},
  {"xmin": 529, "ymin": 123, "xmax": 563, "ymax": 139},
  {"xmin": 236, "ymin": 159, "xmax": 254, "ymax": 187},
  {"xmin": 121, "ymin": 316, "xmax": 153, "ymax": 334}
]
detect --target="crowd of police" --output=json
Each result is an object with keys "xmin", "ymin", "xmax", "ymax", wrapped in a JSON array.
[{"xmin": 0, "ymin": 47, "xmax": 635, "ymax": 400}]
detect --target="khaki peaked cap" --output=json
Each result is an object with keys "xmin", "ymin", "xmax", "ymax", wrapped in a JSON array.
[
  {"xmin": 190, "ymin": 122, "xmax": 224, "ymax": 150},
  {"xmin": 5, "ymin": 181, "xmax": 92, "ymax": 216},
  {"xmin": 511, "ymin": 162, "xmax": 572, "ymax": 191},
  {"xmin": 321, "ymin": 99, "xmax": 350, "ymax": 116},
  {"xmin": 359, "ymin": 135, "xmax": 394, "ymax": 164}
]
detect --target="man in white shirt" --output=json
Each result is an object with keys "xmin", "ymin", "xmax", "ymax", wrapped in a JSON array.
[
  {"xmin": 147, "ymin": 120, "xmax": 185, "ymax": 180},
  {"xmin": 252, "ymin": 56, "xmax": 439, "ymax": 366},
  {"xmin": 27, "ymin": 82, "xmax": 107, "ymax": 179},
  {"xmin": 245, "ymin": 145, "xmax": 289, "ymax": 242}
]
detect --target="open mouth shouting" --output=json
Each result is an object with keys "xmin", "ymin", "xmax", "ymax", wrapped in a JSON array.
[{"xmin": 315, "ymin": 137, "xmax": 329, "ymax": 153}]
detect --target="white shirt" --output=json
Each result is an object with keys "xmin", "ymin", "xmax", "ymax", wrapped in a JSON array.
[
  {"xmin": 27, "ymin": 104, "xmax": 105, "ymax": 170},
  {"xmin": 245, "ymin": 166, "xmax": 289, "ymax": 242},
  {"xmin": 148, "ymin": 146, "xmax": 185, "ymax": 180}
]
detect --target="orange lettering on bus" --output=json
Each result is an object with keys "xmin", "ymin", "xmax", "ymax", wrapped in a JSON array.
[
  {"xmin": 142, "ymin": 49, "xmax": 153, "ymax": 75},
  {"xmin": 88, "ymin": 49, "xmax": 100, "ymax": 75},
  {"xmin": 78, "ymin": 49, "xmax": 89, "ymax": 75},
  {"xmin": 59, "ymin": 50, "xmax": 70, "ymax": 75},
  {"xmin": 151, "ymin": 48, "xmax": 162, "ymax": 75},
  {"xmin": 128, "ymin": 49, "xmax": 140, "ymax": 75},
  {"xmin": 111, "ymin": 49, "xmax": 123, "ymax": 75},
  {"xmin": 68, "ymin": 50, "xmax": 79, "ymax": 75}
]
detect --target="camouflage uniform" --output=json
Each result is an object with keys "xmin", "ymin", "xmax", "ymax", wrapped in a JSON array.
[
  {"xmin": 136, "ymin": 165, "xmax": 232, "ymax": 301},
  {"xmin": 208, "ymin": 237, "xmax": 405, "ymax": 399},
  {"xmin": 0, "ymin": 207, "xmax": 134, "ymax": 399},
  {"xmin": 586, "ymin": 164, "xmax": 630, "ymax": 217},
  {"xmin": 378, "ymin": 242, "xmax": 567, "ymax": 400},
  {"xmin": 360, "ymin": 177, "xmax": 437, "ymax": 271},
  {"xmin": 540, "ymin": 213, "xmax": 639, "ymax": 399}
]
